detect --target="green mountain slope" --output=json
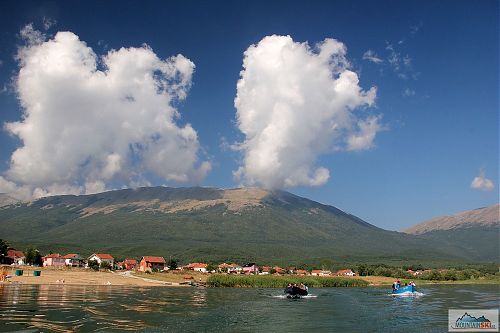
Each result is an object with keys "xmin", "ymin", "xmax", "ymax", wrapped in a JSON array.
[
  {"xmin": 404, "ymin": 205, "xmax": 499, "ymax": 262},
  {"xmin": 0, "ymin": 187, "xmax": 494, "ymax": 264}
]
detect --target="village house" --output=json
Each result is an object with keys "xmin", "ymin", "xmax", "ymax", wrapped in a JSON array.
[
  {"xmin": 87, "ymin": 253, "xmax": 114, "ymax": 267},
  {"xmin": 139, "ymin": 256, "xmax": 165, "ymax": 272},
  {"xmin": 259, "ymin": 266, "xmax": 272, "ymax": 275},
  {"xmin": 43, "ymin": 253, "xmax": 66, "ymax": 267},
  {"xmin": 273, "ymin": 266, "xmax": 285, "ymax": 274},
  {"xmin": 242, "ymin": 263, "xmax": 259, "ymax": 274},
  {"xmin": 218, "ymin": 263, "xmax": 242, "ymax": 274},
  {"xmin": 120, "ymin": 259, "xmax": 138, "ymax": 270},
  {"xmin": 311, "ymin": 269, "xmax": 331, "ymax": 276},
  {"xmin": 186, "ymin": 262, "xmax": 208, "ymax": 273},
  {"xmin": 311, "ymin": 269, "xmax": 322, "ymax": 276},
  {"xmin": 336, "ymin": 269, "xmax": 355, "ymax": 276},
  {"xmin": 63, "ymin": 254, "xmax": 83, "ymax": 267},
  {"xmin": 6, "ymin": 249, "xmax": 25, "ymax": 265},
  {"xmin": 295, "ymin": 269, "xmax": 309, "ymax": 275},
  {"xmin": 260, "ymin": 266, "xmax": 271, "ymax": 275},
  {"xmin": 407, "ymin": 269, "xmax": 423, "ymax": 276}
]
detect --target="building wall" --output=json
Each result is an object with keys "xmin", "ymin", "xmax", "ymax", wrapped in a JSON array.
[{"xmin": 44, "ymin": 258, "xmax": 65, "ymax": 267}]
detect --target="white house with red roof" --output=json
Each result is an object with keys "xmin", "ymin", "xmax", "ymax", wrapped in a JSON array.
[
  {"xmin": 6, "ymin": 249, "xmax": 25, "ymax": 265},
  {"xmin": 88, "ymin": 253, "xmax": 114, "ymax": 267},
  {"xmin": 336, "ymin": 269, "xmax": 355, "ymax": 276},
  {"xmin": 311, "ymin": 269, "xmax": 332, "ymax": 276},
  {"xmin": 186, "ymin": 262, "xmax": 208, "ymax": 273},
  {"xmin": 43, "ymin": 253, "xmax": 65, "ymax": 267},
  {"xmin": 63, "ymin": 254, "xmax": 83, "ymax": 267}
]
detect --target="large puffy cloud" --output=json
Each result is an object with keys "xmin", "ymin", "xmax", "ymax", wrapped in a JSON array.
[
  {"xmin": 1, "ymin": 27, "xmax": 210, "ymax": 199},
  {"xmin": 234, "ymin": 35, "xmax": 381, "ymax": 189}
]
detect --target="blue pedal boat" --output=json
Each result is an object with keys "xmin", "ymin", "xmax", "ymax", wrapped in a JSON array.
[{"xmin": 392, "ymin": 285, "xmax": 416, "ymax": 294}]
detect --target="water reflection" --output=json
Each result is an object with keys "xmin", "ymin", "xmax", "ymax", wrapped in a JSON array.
[
  {"xmin": 0, "ymin": 285, "xmax": 497, "ymax": 332},
  {"xmin": 0, "ymin": 285, "xmax": 149, "ymax": 331},
  {"xmin": 190, "ymin": 288, "xmax": 207, "ymax": 307}
]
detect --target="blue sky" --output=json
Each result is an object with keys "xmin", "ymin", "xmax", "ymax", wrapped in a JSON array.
[{"xmin": 0, "ymin": 0, "xmax": 498, "ymax": 230}]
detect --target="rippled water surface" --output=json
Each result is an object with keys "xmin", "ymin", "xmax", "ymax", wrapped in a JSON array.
[{"xmin": 0, "ymin": 284, "xmax": 498, "ymax": 332}]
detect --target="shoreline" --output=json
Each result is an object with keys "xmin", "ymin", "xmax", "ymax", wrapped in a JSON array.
[
  {"xmin": 1, "ymin": 267, "xmax": 498, "ymax": 287},
  {"xmin": 1, "ymin": 267, "xmax": 168, "ymax": 287}
]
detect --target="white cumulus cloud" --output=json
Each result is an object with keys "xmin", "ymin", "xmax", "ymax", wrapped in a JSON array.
[
  {"xmin": 1, "ymin": 26, "xmax": 210, "ymax": 199},
  {"xmin": 234, "ymin": 35, "xmax": 381, "ymax": 189},
  {"xmin": 471, "ymin": 169, "xmax": 495, "ymax": 192}
]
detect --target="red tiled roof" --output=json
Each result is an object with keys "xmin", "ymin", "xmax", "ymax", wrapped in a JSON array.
[
  {"xmin": 189, "ymin": 263, "xmax": 208, "ymax": 268},
  {"xmin": 336, "ymin": 269, "xmax": 353, "ymax": 274},
  {"xmin": 124, "ymin": 259, "xmax": 137, "ymax": 264},
  {"xmin": 44, "ymin": 253, "xmax": 62, "ymax": 259},
  {"xmin": 63, "ymin": 253, "xmax": 79, "ymax": 259},
  {"xmin": 311, "ymin": 269, "xmax": 322, "ymax": 273},
  {"xmin": 7, "ymin": 250, "xmax": 25, "ymax": 258},
  {"xmin": 94, "ymin": 253, "xmax": 114, "ymax": 260},
  {"xmin": 296, "ymin": 269, "xmax": 308, "ymax": 274},
  {"xmin": 142, "ymin": 256, "xmax": 165, "ymax": 264}
]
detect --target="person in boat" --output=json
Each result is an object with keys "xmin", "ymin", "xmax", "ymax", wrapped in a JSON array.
[
  {"xmin": 392, "ymin": 280, "xmax": 399, "ymax": 292},
  {"xmin": 284, "ymin": 283, "xmax": 308, "ymax": 296},
  {"xmin": 409, "ymin": 281, "xmax": 416, "ymax": 287}
]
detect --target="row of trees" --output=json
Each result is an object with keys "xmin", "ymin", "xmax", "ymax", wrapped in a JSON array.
[{"xmin": 355, "ymin": 263, "xmax": 494, "ymax": 281}]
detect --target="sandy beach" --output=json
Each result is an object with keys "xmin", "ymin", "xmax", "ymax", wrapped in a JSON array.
[{"xmin": 1, "ymin": 266, "xmax": 170, "ymax": 286}]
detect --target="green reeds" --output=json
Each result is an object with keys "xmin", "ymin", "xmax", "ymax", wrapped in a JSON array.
[{"xmin": 206, "ymin": 274, "xmax": 369, "ymax": 288}]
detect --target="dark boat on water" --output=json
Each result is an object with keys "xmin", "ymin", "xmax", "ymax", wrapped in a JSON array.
[{"xmin": 284, "ymin": 285, "xmax": 308, "ymax": 298}]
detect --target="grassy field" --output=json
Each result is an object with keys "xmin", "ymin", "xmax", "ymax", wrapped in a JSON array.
[{"xmin": 206, "ymin": 274, "xmax": 369, "ymax": 288}]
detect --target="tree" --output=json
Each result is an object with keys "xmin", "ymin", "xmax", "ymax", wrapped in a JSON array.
[
  {"xmin": 357, "ymin": 264, "xmax": 368, "ymax": 276},
  {"xmin": 0, "ymin": 239, "xmax": 8, "ymax": 264},
  {"xmin": 167, "ymin": 258, "xmax": 178, "ymax": 270},
  {"xmin": 206, "ymin": 264, "xmax": 217, "ymax": 273},
  {"xmin": 100, "ymin": 261, "xmax": 112, "ymax": 270},
  {"xmin": 88, "ymin": 260, "xmax": 100, "ymax": 271},
  {"xmin": 25, "ymin": 246, "xmax": 43, "ymax": 266}
]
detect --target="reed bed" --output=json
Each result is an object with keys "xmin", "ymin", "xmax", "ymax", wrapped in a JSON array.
[{"xmin": 206, "ymin": 274, "xmax": 369, "ymax": 288}]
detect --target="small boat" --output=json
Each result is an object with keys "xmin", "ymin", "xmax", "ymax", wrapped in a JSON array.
[
  {"xmin": 284, "ymin": 286, "xmax": 308, "ymax": 298},
  {"xmin": 392, "ymin": 285, "xmax": 416, "ymax": 295}
]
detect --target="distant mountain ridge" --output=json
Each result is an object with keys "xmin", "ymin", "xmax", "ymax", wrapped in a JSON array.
[
  {"xmin": 403, "ymin": 204, "xmax": 499, "ymax": 263},
  {"xmin": 0, "ymin": 187, "xmax": 497, "ymax": 263},
  {"xmin": 404, "ymin": 204, "xmax": 499, "ymax": 235}
]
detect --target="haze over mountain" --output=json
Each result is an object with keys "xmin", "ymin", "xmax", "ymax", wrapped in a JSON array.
[{"xmin": 0, "ymin": 187, "xmax": 497, "ymax": 264}]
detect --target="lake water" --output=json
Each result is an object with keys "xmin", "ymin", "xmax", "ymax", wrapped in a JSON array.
[{"xmin": 0, "ymin": 284, "xmax": 498, "ymax": 332}]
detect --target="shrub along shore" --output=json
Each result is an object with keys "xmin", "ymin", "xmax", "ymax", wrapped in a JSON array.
[{"xmin": 206, "ymin": 274, "xmax": 369, "ymax": 288}]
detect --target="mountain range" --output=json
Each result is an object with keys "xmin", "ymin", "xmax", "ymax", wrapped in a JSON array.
[{"xmin": 0, "ymin": 187, "xmax": 498, "ymax": 264}]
